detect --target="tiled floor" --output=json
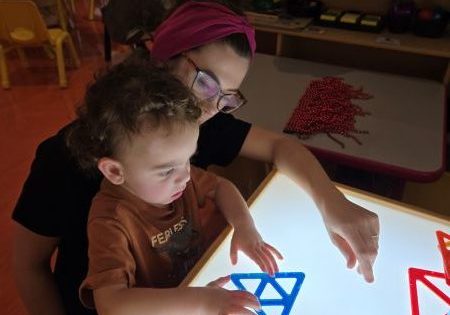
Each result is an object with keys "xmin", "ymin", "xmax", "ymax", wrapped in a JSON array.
[{"xmin": 0, "ymin": 2, "xmax": 123, "ymax": 313}]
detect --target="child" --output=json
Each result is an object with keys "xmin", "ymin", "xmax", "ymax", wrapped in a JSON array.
[{"xmin": 65, "ymin": 59, "xmax": 282, "ymax": 315}]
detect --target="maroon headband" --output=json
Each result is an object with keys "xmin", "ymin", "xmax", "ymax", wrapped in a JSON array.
[{"xmin": 150, "ymin": 1, "xmax": 256, "ymax": 62}]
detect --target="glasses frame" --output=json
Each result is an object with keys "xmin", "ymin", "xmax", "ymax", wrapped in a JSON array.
[{"xmin": 182, "ymin": 54, "xmax": 247, "ymax": 114}]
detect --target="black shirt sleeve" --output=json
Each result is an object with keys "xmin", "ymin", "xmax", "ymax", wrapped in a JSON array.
[
  {"xmin": 12, "ymin": 126, "xmax": 101, "ymax": 238},
  {"xmin": 193, "ymin": 113, "xmax": 251, "ymax": 169},
  {"xmin": 13, "ymin": 133, "xmax": 67, "ymax": 236}
]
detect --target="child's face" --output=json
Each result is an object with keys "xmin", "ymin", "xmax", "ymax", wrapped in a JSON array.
[{"xmin": 118, "ymin": 123, "xmax": 199, "ymax": 208}]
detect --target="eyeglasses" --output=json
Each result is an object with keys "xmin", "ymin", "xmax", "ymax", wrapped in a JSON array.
[{"xmin": 182, "ymin": 55, "xmax": 247, "ymax": 114}]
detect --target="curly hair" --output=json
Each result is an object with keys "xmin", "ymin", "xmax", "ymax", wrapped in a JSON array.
[{"xmin": 65, "ymin": 59, "xmax": 201, "ymax": 171}]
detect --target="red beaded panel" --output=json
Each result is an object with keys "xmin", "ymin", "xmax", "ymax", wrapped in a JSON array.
[{"xmin": 284, "ymin": 77, "xmax": 372, "ymax": 148}]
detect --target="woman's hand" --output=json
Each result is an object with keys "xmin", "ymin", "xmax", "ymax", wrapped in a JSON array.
[
  {"xmin": 230, "ymin": 225, "xmax": 283, "ymax": 276},
  {"xmin": 321, "ymin": 194, "xmax": 380, "ymax": 283},
  {"xmin": 240, "ymin": 128, "xmax": 380, "ymax": 282}
]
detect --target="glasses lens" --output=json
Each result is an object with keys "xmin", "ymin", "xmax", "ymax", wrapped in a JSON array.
[
  {"xmin": 218, "ymin": 94, "xmax": 245, "ymax": 113},
  {"xmin": 192, "ymin": 71, "xmax": 220, "ymax": 100}
]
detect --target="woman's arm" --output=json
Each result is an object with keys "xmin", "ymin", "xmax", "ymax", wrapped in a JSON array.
[
  {"xmin": 12, "ymin": 222, "xmax": 66, "ymax": 315},
  {"xmin": 239, "ymin": 125, "xmax": 379, "ymax": 282},
  {"xmin": 93, "ymin": 284, "xmax": 259, "ymax": 315}
]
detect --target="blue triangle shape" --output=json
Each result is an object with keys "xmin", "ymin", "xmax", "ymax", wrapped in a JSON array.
[{"xmin": 230, "ymin": 272, "xmax": 305, "ymax": 315}]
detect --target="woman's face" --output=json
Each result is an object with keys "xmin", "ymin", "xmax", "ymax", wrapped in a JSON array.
[{"xmin": 171, "ymin": 43, "xmax": 251, "ymax": 123}]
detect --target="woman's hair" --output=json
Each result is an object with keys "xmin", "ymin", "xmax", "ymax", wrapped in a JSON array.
[
  {"xmin": 151, "ymin": 0, "xmax": 253, "ymax": 60},
  {"xmin": 180, "ymin": 0, "xmax": 251, "ymax": 58},
  {"xmin": 65, "ymin": 59, "xmax": 201, "ymax": 171},
  {"xmin": 191, "ymin": 0, "xmax": 251, "ymax": 58},
  {"xmin": 215, "ymin": 33, "xmax": 251, "ymax": 58}
]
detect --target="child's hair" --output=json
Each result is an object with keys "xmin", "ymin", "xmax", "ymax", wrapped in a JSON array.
[{"xmin": 65, "ymin": 59, "xmax": 201, "ymax": 171}]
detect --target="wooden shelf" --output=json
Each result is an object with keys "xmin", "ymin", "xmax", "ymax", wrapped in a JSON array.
[{"xmin": 253, "ymin": 25, "xmax": 450, "ymax": 59}]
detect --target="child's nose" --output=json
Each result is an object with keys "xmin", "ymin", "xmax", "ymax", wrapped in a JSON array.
[{"xmin": 176, "ymin": 164, "xmax": 190, "ymax": 185}]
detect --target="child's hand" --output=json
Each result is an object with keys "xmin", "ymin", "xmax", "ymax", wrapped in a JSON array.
[
  {"xmin": 230, "ymin": 226, "xmax": 283, "ymax": 276},
  {"xmin": 201, "ymin": 286, "xmax": 260, "ymax": 315},
  {"xmin": 207, "ymin": 275, "xmax": 231, "ymax": 288}
]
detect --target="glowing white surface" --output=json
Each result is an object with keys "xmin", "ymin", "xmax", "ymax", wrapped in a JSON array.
[{"xmin": 188, "ymin": 172, "xmax": 450, "ymax": 315}]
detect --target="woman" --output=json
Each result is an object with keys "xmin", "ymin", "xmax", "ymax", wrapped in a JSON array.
[{"xmin": 12, "ymin": 1, "xmax": 379, "ymax": 315}]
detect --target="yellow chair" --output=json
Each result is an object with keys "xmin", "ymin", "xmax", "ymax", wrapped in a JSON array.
[
  {"xmin": 55, "ymin": 0, "xmax": 69, "ymax": 30},
  {"xmin": 69, "ymin": 0, "xmax": 76, "ymax": 13},
  {"xmin": 0, "ymin": 10, "xmax": 11, "ymax": 89},
  {"xmin": 88, "ymin": 0, "xmax": 95, "ymax": 20},
  {"xmin": 0, "ymin": 43, "xmax": 10, "ymax": 89},
  {"xmin": 0, "ymin": 0, "xmax": 80, "ymax": 88}
]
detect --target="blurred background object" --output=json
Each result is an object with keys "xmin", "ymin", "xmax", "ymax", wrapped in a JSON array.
[
  {"xmin": 251, "ymin": 0, "xmax": 281, "ymax": 12},
  {"xmin": 285, "ymin": 0, "xmax": 323, "ymax": 18},
  {"xmin": 388, "ymin": 0, "xmax": 416, "ymax": 33},
  {"xmin": 101, "ymin": 0, "xmax": 168, "ymax": 44},
  {"xmin": 413, "ymin": 6, "xmax": 449, "ymax": 37},
  {"xmin": 0, "ymin": 0, "xmax": 80, "ymax": 88}
]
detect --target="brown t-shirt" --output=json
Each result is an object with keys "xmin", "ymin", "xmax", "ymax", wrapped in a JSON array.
[{"xmin": 79, "ymin": 167, "xmax": 227, "ymax": 309}]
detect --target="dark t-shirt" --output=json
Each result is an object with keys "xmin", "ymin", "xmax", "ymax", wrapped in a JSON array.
[{"xmin": 12, "ymin": 112, "xmax": 251, "ymax": 315}]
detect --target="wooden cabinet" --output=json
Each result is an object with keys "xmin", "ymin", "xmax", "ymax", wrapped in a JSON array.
[{"xmin": 251, "ymin": 21, "xmax": 450, "ymax": 86}]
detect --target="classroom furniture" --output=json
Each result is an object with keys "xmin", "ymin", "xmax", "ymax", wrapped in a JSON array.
[
  {"xmin": 235, "ymin": 53, "xmax": 445, "ymax": 182},
  {"xmin": 0, "ymin": 0, "xmax": 80, "ymax": 88},
  {"xmin": 249, "ymin": 10, "xmax": 450, "ymax": 88},
  {"xmin": 184, "ymin": 170, "xmax": 450, "ymax": 315}
]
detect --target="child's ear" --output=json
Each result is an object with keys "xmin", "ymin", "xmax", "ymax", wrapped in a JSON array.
[{"xmin": 97, "ymin": 157, "xmax": 125, "ymax": 185}]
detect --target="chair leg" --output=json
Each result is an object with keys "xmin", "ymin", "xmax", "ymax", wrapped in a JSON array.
[
  {"xmin": 0, "ymin": 46, "xmax": 10, "ymax": 89},
  {"xmin": 66, "ymin": 35, "xmax": 80, "ymax": 68},
  {"xmin": 70, "ymin": 0, "xmax": 76, "ymax": 13},
  {"xmin": 89, "ymin": 0, "xmax": 95, "ymax": 20},
  {"xmin": 16, "ymin": 48, "xmax": 29, "ymax": 68},
  {"xmin": 55, "ymin": 37, "xmax": 68, "ymax": 88},
  {"xmin": 43, "ymin": 45, "xmax": 55, "ymax": 60},
  {"xmin": 56, "ymin": 0, "xmax": 68, "ymax": 30}
]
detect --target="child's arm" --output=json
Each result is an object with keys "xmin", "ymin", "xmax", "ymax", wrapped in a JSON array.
[
  {"xmin": 213, "ymin": 177, "xmax": 283, "ymax": 275},
  {"xmin": 93, "ymin": 284, "xmax": 259, "ymax": 315},
  {"xmin": 12, "ymin": 222, "xmax": 67, "ymax": 315}
]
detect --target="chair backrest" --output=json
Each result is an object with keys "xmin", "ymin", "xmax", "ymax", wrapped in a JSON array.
[{"xmin": 0, "ymin": 0, "xmax": 50, "ymax": 45}]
